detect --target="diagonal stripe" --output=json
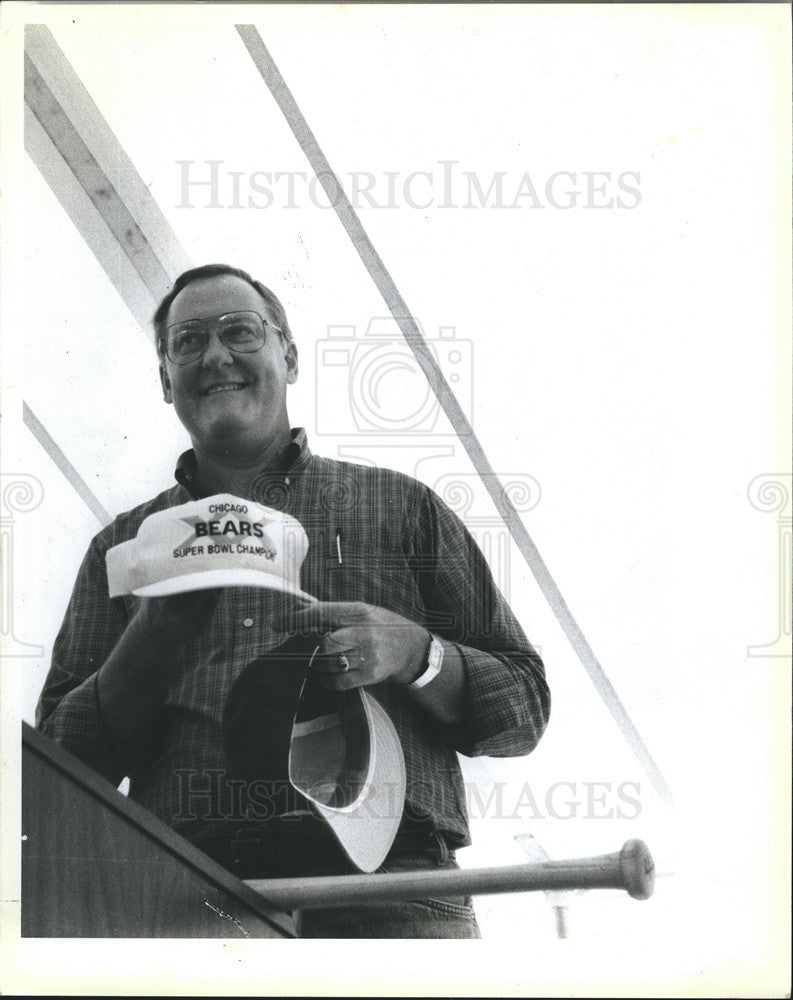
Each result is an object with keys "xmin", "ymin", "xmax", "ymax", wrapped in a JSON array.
[
  {"xmin": 24, "ymin": 25, "xmax": 192, "ymax": 287},
  {"xmin": 236, "ymin": 24, "xmax": 672, "ymax": 805},
  {"xmin": 24, "ymin": 53, "xmax": 173, "ymax": 305},
  {"xmin": 23, "ymin": 403, "xmax": 112, "ymax": 528},
  {"xmin": 24, "ymin": 103, "xmax": 157, "ymax": 334}
]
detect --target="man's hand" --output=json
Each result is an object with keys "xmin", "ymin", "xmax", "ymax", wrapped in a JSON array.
[
  {"xmin": 95, "ymin": 587, "xmax": 221, "ymax": 757},
  {"xmin": 284, "ymin": 601, "xmax": 431, "ymax": 691},
  {"xmin": 133, "ymin": 588, "xmax": 221, "ymax": 648}
]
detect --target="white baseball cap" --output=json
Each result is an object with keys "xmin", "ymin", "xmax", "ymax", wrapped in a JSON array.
[
  {"xmin": 223, "ymin": 636, "xmax": 407, "ymax": 873},
  {"xmin": 106, "ymin": 494, "xmax": 314, "ymax": 601}
]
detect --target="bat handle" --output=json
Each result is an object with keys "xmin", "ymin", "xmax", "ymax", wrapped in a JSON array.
[{"xmin": 618, "ymin": 839, "xmax": 655, "ymax": 900}]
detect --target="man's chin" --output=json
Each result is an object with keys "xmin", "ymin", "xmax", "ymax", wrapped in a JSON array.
[{"xmin": 196, "ymin": 414, "xmax": 254, "ymax": 448}]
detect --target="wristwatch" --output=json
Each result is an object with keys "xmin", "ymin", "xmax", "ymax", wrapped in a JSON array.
[{"xmin": 407, "ymin": 635, "xmax": 444, "ymax": 690}]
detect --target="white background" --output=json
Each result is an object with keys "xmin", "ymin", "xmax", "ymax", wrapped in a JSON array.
[{"xmin": 1, "ymin": 3, "xmax": 790, "ymax": 996}]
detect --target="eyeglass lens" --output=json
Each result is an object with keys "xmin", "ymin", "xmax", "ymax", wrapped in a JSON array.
[{"xmin": 166, "ymin": 311, "xmax": 268, "ymax": 363}]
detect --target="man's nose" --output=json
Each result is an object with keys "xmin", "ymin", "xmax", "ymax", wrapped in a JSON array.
[{"xmin": 201, "ymin": 329, "xmax": 235, "ymax": 365}]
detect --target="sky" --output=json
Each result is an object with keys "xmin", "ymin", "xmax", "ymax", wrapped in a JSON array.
[{"xmin": 1, "ymin": 3, "xmax": 790, "ymax": 996}]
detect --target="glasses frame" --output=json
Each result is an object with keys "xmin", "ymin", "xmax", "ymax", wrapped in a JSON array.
[{"xmin": 163, "ymin": 310, "xmax": 281, "ymax": 366}]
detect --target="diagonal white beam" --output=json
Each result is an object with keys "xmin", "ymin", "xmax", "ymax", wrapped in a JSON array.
[
  {"xmin": 23, "ymin": 404, "xmax": 111, "ymax": 528},
  {"xmin": 24, "ymin": 102, "xmax": 156, "ymax": 333},
  {"xmin": 24, "ymin": 24, "xmax": 192, "ymax": 295},
  {"xmin": 25, "ymin": 51, "xmax": 172, "ymax": 304}
]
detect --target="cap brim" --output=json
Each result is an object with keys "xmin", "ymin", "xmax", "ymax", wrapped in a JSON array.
[
  {"xmin": 133, "ymin": 568, "xmax": 316, "ymax": 604},
  {"xmin": 222, "ymin": 638, "xmax": 407, "ymax": 875},
  {"xmin": 300, "ymin": 690, "xmax": 406, "ymax": 873}
]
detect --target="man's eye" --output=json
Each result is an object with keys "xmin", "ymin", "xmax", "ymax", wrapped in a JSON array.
[
  {"xmin": 224, "ymin": 324, "xmax": 259, "ymax": 344},
  {"xmin": 172, "ymin": 330, "xmax": 200, "ymax": 353}
]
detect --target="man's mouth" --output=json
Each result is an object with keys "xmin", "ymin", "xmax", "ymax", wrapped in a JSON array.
[{"xmin": 201, "ymin": 382, "xmax": 248, "ymax": 396}]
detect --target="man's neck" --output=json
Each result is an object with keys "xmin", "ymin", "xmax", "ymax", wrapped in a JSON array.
[{"xmin": 192, "ymin": 428, "xmax": 295, "ymax": 499}]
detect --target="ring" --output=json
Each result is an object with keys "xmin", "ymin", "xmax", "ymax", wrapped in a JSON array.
[{"xmin": 339, "ymin": 654, "xmax": 351, "ymax": 673}]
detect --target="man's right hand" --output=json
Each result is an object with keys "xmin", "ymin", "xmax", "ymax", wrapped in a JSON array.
[
  {"xmin": 96, "ymin": 588, "xmax": 220, "ymax": 756},
  {"xmin": 133, "ymin": 588, "xmax": 221, "ymax": 647}
]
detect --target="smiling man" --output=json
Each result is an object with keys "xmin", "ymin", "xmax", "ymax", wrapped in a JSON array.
[{"xmin": 36, "ymin": 263, "xmax": 550, "ymax": 938}]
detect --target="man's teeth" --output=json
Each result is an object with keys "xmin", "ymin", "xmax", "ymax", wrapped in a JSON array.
[{"xmin": 204, "ymin": 384, "xmax": 245, "ymax": 394}]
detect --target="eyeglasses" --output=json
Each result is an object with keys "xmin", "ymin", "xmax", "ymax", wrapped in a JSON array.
[{"xmin": 163, "ymin": 310, "xmax": 281, "ymax": 365}]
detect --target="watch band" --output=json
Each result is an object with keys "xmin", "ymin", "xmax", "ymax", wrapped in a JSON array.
[{"xmin": 407, "ymin": 636, "xmax": 444, "ymax": 690}]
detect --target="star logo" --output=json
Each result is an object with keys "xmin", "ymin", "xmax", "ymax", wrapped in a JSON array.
[{"xmin": 178, "ymin": 514, "xmax": 205, "ymax": 548}]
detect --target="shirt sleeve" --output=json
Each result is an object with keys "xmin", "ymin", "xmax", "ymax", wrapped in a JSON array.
[
  {"xmin": 411, "ymin": 485, "xmax": 550, "ymax": 758},
  {"xmin": 35, "ymin": 531, "xmax": 130, "ymax": 786}
]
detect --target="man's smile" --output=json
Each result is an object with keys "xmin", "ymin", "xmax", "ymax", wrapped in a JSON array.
[{"xmin": 200, "ymin": 381, "xmax": 250, "ymax": 396}]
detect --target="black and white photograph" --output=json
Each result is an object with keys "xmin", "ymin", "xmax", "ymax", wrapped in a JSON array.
[{"xmin": 0, "ymin": 2, "xmax": 790, "ymax": 995}]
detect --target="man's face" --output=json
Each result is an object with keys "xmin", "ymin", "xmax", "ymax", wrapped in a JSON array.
[{"xmin": 159, "ymin": 275, "xmax": 298, "ymax": 456}]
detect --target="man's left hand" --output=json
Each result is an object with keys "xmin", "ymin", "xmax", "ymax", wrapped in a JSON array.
[{"xmin": 284, "ymin": 601, "xmax": 431, "ymax": 690}]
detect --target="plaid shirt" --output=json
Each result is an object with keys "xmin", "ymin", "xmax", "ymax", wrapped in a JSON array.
[{"xmin": 37, "ymin": 429, "xmax": 549, "ymax": 848}]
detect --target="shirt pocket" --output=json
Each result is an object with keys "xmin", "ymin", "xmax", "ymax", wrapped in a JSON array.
[
  {"xmin": 338, "ymin": 550, "xmax": 426, "ymax": 621},
  {"xmin": 413, "ymin": 896, "xmax": 478, "ymax": 919},
  {"xmin": 310, "ymin": 544, "xmax": 427, "ymax": 622}
]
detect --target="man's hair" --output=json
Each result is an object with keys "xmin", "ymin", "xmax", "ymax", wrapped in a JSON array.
[{"xmin": 152, "ymin": 264, "xmax": 293, "ymax": 357}]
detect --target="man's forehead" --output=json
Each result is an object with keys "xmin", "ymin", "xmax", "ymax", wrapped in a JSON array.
[{"xmin": 168, "ymin": 275, "xmax": 275, "ymax": 325}]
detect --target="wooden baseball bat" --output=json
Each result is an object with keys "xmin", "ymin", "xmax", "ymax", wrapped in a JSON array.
[{"xmin": 244, "ymin": 838, "xmax": 655, "ymax": 910}]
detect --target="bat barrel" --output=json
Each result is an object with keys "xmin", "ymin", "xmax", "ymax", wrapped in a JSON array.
[{"xmin": 245, "ymin": 839, "xmax": 655, "ymax": 910}]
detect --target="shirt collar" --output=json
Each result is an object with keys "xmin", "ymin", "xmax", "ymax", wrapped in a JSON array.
[{"xmin": 174, "ymin": 427, "xmax": 312, "ymax": 500}]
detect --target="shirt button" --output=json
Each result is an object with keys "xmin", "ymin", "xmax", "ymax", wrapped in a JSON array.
[{"xmin": 243, "ymin": 618, "xmax": 254, "ymax": 628}]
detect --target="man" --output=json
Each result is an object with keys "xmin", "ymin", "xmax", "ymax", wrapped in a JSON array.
[{"xmin": 36, "ymin": 263, "xmax": 550, "ymax": 938}]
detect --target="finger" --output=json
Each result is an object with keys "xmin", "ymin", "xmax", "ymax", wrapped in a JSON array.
[
  {"xmin": 277, "ymin": 601, "xmax": 367, "ymax": 634},
  {"xmin": 309, "ymin": 649, "xmax": 360, "ymax": 675},
  {"xmin": 314, "ymin": 667, "xmax": 366, "ymax": 692},
  {"xmin": 315, "ymin": 627, "xmax": 365, "ymax": 657}
]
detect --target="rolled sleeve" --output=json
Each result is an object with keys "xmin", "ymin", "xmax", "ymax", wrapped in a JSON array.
[
  {"xmin": 443, "ymin": 641, "xmax": 549, "ymax": 757},
  {"xmin": 413, "ymin": 487, "xmax": 550, "ymax": 757}
]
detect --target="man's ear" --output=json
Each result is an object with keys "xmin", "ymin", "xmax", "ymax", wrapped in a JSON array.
[
  {"xmin": 159, "ymin": 363, "xmax": 173, "ymax": 404},
  {"xmin": 285, "ymin": 340, "xmax": 299, "ymax": 385}
]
